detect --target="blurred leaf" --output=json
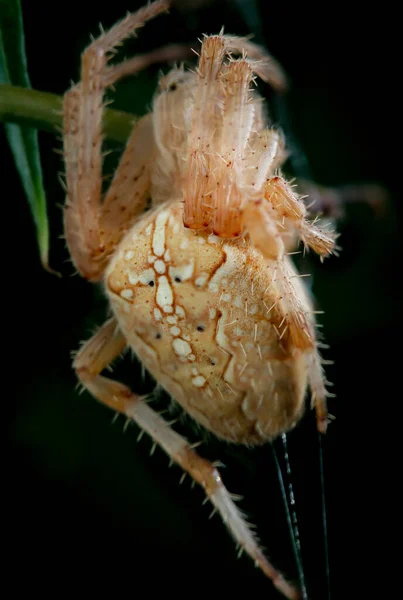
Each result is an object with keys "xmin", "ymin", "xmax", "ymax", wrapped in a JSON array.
[{"xmin": 0, "ymin": 0, "xmax": 53, "ymax": 272}]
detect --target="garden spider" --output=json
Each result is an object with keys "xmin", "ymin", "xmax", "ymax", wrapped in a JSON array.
[{"xmin": 63, "ymin": 1, "xmax": 337, "ymax": 597}]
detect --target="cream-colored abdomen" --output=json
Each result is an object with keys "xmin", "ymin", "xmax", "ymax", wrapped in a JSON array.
[{"xmin": 105, "ymin": 201, "xmax": 309, "ymax": 444}]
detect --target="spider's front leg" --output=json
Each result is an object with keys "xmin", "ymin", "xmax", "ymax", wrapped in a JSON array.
[
  {"xmin": 74, "ymin": 319, "xmax": 301, "ymax": 600},
  {"xmin": 63, "ymin": 0, "xmax": 173, "ymax": 281},
  {"xmin": 181, "ymin": 34, "xmax": 288, "ymax": 235}
]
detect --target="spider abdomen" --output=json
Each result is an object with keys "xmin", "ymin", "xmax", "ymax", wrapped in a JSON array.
[{"xmin": 105, "ymin": 201, "xmax": 309, "ymax": 444}]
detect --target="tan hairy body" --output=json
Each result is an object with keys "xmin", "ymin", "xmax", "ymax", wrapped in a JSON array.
[{"xmin": 62, "ymin": 2, "xmax": 338, "ymax": 597}]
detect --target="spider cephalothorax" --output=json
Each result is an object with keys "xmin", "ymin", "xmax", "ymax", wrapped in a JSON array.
[{"xmin": 63, "ymin": 2, "xmax": 337, "ymax": 598}]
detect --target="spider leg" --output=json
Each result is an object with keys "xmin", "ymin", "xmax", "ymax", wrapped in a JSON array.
[
  {"xmin": 63, "ymin": 0, "xmax": 171, "ymax": 281},
  {"xmin": 264, "ymin": 175, "xmax": 337, "ymax": 257},
  {"xmin": 211, "ymin": 58, "xmax": 257, "ymax": 237},
  {"xmin": 182, "ymin": 32, "xmax": 289, "ymax": 234},
  {"xmin": 74, "ymin": 318, "xmax": 300, "ymax": 600},
  {"xmin": 99, "ymin": 114, "xmax": 154, "ymax": 263},
  {"xmin": 242, "ymin": 199, "xmax": 285, "ymax": 259},
  {"xmin": 182, "ymin": 35, "xmax": 227, "ymax": 230},
  {"xmin": 222, "ymin": 36, "xmax": 288, "ymax": 93},
  {"xmin": 274, "ymin": 259, "xmax": 330, "ymax": 434},
  {"xmin": 103, "ymin": 43, "xmax": 194, "ymax": 88},
  {"xmin": 242, "ymin": 202, "xmax": 329, "ymax": 434},
  {"xmin": 100, "ymin": 43, "xmax": 196, "ymax": 253}
]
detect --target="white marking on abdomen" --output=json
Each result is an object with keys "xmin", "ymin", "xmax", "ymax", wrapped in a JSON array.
[
  {"xmin": 172, "ymin": 338, "xmax": 192, "ymax": 357},
  {"xmin": 128, "ymin": 268, "xmax": 155, "ymax": 286},
  {"xmin": 154, "ymin": 259, "xmax": 166, "ymax": 274},
  {"xmin": 120, "ymin": 289, "xmax": 133, "ymax": 300},
  {"xmin": 152, "ymin": 210, "xmax": 170, "ymax": 257},
  {"xmin": 156, "ymin": 275, "xmax": 173, "ymax": 312},
  {"xmin": 169, "ymin": 260, "xmax": 194, "ymax": 282}
]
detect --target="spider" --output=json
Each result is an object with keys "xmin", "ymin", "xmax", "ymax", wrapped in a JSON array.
[{"xmin": 62, "ymin": 1, "xmax": 338, "ymax": 598}]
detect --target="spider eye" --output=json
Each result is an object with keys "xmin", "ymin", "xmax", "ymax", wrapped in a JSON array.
[
  {"xmin": 169, "ymin": 82, "xmax": 177, "ymax": 91},
  {"xmin": 174, "ymin": 276, "xmax": 182, "ymax": 283},
  {"xmin": 148, "ymin": 280, "xmax": 155, "ymax": 287},
  {"xmin": 197, "ymin": 325, "xmax": 205, "ymax": 332}
]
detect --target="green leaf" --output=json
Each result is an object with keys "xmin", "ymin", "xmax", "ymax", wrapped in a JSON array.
[
  {"xmin": 0, "ymin": 0, "xmax": 54, "ymax": 272},
  {"xmin": 0, "ymin": 84, "xmax": 136, "ymax": 144}
]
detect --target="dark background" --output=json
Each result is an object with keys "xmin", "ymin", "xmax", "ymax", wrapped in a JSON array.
[{"xmin": 8, "ymin": 1, "xmax": 401, "ymax": 598}]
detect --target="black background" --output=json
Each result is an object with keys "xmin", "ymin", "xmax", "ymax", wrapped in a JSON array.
[{"xmin": 7, "ymin": 1, "xmax": 401, "ymax": 598}]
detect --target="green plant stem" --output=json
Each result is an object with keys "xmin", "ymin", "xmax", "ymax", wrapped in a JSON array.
[{"xmin": 0, "ymin": 84, "xmax": 136, "ymax": 143}]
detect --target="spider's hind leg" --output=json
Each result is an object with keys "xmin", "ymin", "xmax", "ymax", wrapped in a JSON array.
[{"xmin": 74, "ymin": 318, "xmax": 301, "ymax": 600}]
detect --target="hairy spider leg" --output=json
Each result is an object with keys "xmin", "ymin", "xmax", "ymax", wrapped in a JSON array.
[
  {"xmin": 63, "ymin": 0, "xmax": 173, "ymax": 280},
  {"xmin": 74, "ymin": 318, "xmax": 301, "ymax": 600}
]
